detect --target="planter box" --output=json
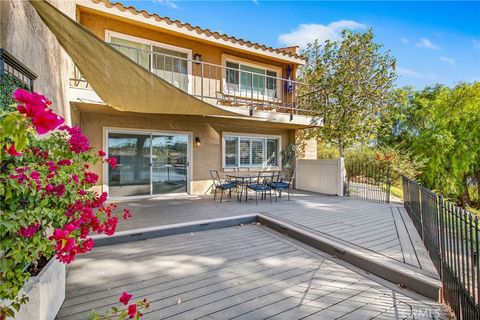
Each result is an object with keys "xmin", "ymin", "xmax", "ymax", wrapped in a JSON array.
[{"xmin": 4, "ymin": 258, "xmax": 65, "ymax": 320}]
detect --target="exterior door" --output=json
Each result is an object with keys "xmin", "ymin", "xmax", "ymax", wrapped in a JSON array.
[
  {"xmin": 151, "ymin": 134, "xmax": 188, "ymax": 195},
  {"xmin": 107, "ymin": 131, "xmax": 189, "ymax": 197},
  {"xmin": 107, "ymin": 132, "xmax": 151, "ymax": 197}
]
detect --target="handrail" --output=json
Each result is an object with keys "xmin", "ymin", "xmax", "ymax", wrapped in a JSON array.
[
  {"xmin": 107, "ymin": 42, "xmax": 307, "ymax": 86},
  {"xmin": 70, "ymin": 41, "xmax": 317, "ymax": 116}
]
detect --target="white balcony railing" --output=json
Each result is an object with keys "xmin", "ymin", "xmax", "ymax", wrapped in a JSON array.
[{"xmin": 70, "ymin": 42, "xmax": 313, "ymax": 115}]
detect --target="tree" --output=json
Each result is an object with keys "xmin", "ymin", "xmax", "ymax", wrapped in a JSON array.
[
  {"xmin": 378, "ymin": 83, "xmax": 480, "ymax": 207},
  {"xmin": 299, "ymin": 29, "xmax": 397, "ymax": 156}
]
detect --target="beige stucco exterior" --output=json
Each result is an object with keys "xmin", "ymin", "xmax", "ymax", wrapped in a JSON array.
[
  {"xmin": 0, "ymin": 0, "xmax": 75, "ymax": 121},
  {"xmin": 75, "ymin": 104, "xmax": 296, "ymax": 195},
  {"xmin": 71, "ymin": 5, "xmax": 316, "ymax": 196}
]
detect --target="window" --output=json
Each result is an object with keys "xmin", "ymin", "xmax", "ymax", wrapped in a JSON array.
[
  {"xmin": 224, "ymin": 134, "xmax": 279, "ymax": 168},
  {"xmin": 224, "ymin": 60, "xmax": 278, "ymax": 99},
  {"xmin": 110, "ymin": 36, "xmax": 150, "ymax": 70},
  {"xmin": 108, "ymin": 32, "xmax": 191, "ymax": 92}
]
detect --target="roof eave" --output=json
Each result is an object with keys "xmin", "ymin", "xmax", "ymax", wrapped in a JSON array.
[{"xmin": 76, "ymin": 0, "xmax": 307, "ymax": 65}]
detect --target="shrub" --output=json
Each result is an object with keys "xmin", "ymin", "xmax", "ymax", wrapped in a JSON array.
[{"xmin": 0, "ymin": 89, "xmax": 130, "ymax": 318}]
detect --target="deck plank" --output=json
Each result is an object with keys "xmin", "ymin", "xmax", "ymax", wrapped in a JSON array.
[{"xmin": 57, "ymin": 224, "xmax": 448, "ymax": 320}]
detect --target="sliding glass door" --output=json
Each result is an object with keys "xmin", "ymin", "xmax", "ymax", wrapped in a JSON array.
[
  {"xmin": 107, "ymin": 131, "xmax": 189, "ymax": 197},
  {"xmin": 151, "ymin": 135, "xmax": 188, "ymax": 195}
]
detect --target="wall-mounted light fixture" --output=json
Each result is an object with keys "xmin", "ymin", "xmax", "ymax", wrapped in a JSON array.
[
  {"xmin": 195, "ymin": 137, "xmax": 201, "ymax": 147},
  {"xmin": 193, "ymin": 53, "xmax": 202, "ymax": 64}
]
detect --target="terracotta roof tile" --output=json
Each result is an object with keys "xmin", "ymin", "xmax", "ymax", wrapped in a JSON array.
[{"xmin": 89, "ymin": 0, "xmax": 306, "ymax": 62}]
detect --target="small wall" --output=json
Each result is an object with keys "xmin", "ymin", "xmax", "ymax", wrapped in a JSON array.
[{"xmin": 296, "ymin": 158, "xmax": 345, "ymax": 196}]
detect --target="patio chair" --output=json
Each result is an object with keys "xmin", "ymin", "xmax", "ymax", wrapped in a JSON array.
[
  {"xmin": 271, "ymin": 169, "xmax": 293, "ymax": 201},
  {"xmin": 210, "ymin": 170, "xmax": 236, "ymax": 203},
  {"xmin": 247, "ymin": 171, "xmax": 275, "ymax": 205}
]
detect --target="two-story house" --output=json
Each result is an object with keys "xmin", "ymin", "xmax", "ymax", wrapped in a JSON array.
[{"xmin": 15, "ymin": 0, "xmax": 320, "ymax": 198}]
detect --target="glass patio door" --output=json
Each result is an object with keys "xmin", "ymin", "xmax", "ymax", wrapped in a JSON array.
[
  {"xmin": 151, "ymin": 134, "xmax": 188, "ymax": 194},
  {"xmin": 107, "ymin": 131, "xmax": 189, "ymax": 197}
]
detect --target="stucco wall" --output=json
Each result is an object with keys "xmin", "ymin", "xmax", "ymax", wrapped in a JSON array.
[
  {"xmin": 79, "ymin": 107, "xmax": 293, "ymax": 195},
  {"xmin": 0, "ymin": 0, "xmax": 75, "ymax": 120}
]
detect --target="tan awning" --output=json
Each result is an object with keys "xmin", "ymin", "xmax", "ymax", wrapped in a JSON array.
[{"xmin": 29, "ymin": 0, "xmax": 242, "ymax": 117}]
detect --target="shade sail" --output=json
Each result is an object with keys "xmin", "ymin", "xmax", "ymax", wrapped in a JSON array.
[{"xmin": 29, "ymin": 0, "xmax": 242, "ymax": 117}]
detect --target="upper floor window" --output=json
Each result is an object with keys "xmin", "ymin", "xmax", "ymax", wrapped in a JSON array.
[
  {"xmin": 224, "ymin": 134, "xmax": 279, "ymax": 168},
  {"xmin": 224, "ymin": 61, "xmax": 278, "ymax": 100},
  {"xmin": 107, "ymin": 31, "xmax": 191, "ymax": 92}
]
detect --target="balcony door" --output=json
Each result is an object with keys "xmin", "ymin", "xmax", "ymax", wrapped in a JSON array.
[{"xmin": 107, "ymin": 130, "xmax": 190, "ymax": 198}]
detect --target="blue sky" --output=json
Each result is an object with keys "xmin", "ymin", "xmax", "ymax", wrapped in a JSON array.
[{"xmin": 121, "ymin": 1, "xmax": 480, "ymax": 88}]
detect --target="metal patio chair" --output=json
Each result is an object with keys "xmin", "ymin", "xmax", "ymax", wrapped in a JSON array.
[
  {"xmin": 270, "ymin": 169, "xmax": 294, "ymax": 201},
  {"xmin": 210, "ymin": 170, "xmax": 236, "ymax": 203},
  {"xmin": 247, "ymin": 171, "xmax": 275, "ymax": 205}
]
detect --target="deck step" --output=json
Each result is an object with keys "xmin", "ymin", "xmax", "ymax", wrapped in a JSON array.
[
  {"xmin": 256, "ymin": 212, "xmax": 442, "ymax": 301},
  {"xmin": 91, "ymin": 214, "xmax": 257, "ymax": 246}
]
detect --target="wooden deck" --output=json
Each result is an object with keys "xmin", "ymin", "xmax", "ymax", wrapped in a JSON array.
[
  {"xmin": 112, "ymin": 191, "xmax": 437, "ymax": 275},
  {"xmin": 58, "ymin": 225, "xmax": 448, "ymax": 319}
]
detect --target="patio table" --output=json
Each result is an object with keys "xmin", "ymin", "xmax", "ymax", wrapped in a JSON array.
[
  {"xmin": 227, "ymin": 172, "xmax": 280, "ymax": 202},
  {"xmin": 226, "ymin": 173, "xmax": 259, "ymax": 202}
]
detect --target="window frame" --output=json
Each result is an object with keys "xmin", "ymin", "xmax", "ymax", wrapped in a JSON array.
[
  {"xmin": 221, "ymin": 54, "xmax": 282, "ymax": 102},
  {"xmin": 222, "ymin": 132, "xmax": 282, "ymax": 169},
  {"xmin": 105, "ymin": 30, "xmax": 193, "ymax": 93}
]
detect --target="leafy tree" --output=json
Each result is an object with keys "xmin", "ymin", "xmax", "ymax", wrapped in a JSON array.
[
  {"xmin": 299, "ymin": 29, "xmax": 397, "ymax": 156},
  {"xmin": 378, "ymin": 83, "xmax": 480, "ymax": 207}
]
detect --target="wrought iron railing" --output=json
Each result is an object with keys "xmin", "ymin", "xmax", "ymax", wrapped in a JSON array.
[
  {"xmin": 402, "ymin": 176, "xmax": 480, "ymax": 319},
  {"xmin": 345, "ymin": 161, "xmax": 391, "ymax": 203},
  {"xmin": 0, "ymin": 49, "xmax": 37, "ymax": 91},
  {"xmin": 70, "ymin": 42, "xmax": 314, "ymax": 116}
]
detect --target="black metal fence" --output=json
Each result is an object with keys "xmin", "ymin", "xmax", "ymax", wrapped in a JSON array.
[
  {"xmin": 402, "ymin": 176, "xmax": 480, "ymax": 319},
  {"xmin": 345, "ymin": 161, "xmax": 391, "ymax": 203}
]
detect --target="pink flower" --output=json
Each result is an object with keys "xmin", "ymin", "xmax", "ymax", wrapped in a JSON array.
[
  {"xmin": 122, "ymin": 208, "xmax": 132, "ymax": 220},
  {"xmin": 31, "ymin": 109, "xmax": 64, "ymax": 135},
  {"xmin": 127, "ymin": 304, "xmax": 137, "ymax": 318},
  {"xmin": 106, "ymin": 157, "xmax": 117, "ymax": 169},
  {"xmin": 61, "ymin": 126, "xmax": 90, "ymax": 153},
  {"xmin": 18, "ymin": 223, "xmax": 40, "ymax": 238},
  {"xmin": 119, "ymin": 292, "xmax": 133, "ymax": 305},
  {"xmin": 58, "ymin": 159, "xmax": 72, "ymax": 166},
  {"xmin": 72, "ymin": 174, "xmax": 79, "ymax": 183},
  {"xmin": 14, "ymin": 89, "xmax": 64, "ymax": 134},
  {"xmin": 98, "ymin": 150, "xmax": 106, "ymax": 157},
  {"xmin": 79, "ymin": 189, "xmax": 87, "ymax": 196},
  {"xmin": 4, "ymin": 144, "xmax": 22, "ymax": 157},
  {"xmin": 83, "ymin": 172, "xmax": 98, "ymax": 185}
]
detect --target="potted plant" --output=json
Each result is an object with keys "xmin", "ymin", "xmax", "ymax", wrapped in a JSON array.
[{"xmin": 0, "ymin": 88, "xmax": 130, "ymax": 319}]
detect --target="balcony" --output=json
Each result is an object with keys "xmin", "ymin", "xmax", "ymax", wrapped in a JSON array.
[{"xmin": 70, "ymin": 42, "xmax": 312, "ymax": 117}]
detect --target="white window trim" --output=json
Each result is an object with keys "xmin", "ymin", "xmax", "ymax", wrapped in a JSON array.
[
  {"xmin": 222, "ymin": 132, "xmax": 282, "ymax": 169},
  {"xmin": 221, "ymin": 54, "xmax": 283, "ymax": 102},
  {"xmin": 105, "ymin": 30, "xmax": 193, "ymax": 94}
]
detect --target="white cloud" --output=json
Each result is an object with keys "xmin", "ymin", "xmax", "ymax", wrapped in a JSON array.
[
  {"xmin": 473, "ymin": 39, "xmax": 480, "ymax": 49},
  {"xmin": 153, "ymin": 0, "xmax": 179, "ymax": 9},
  {"xmin": 397, "ymin": 67, "xmax": 438, "ymax": 80},
  {"xmin": 278, "ymin": 20, "xmax": 367, "ymax": 48},
  {"xmin": 400, "ymin": 38, "xmax": 409, "ymax": 44},
  {"xmin": 439, "ymin": 56, "xmax": 456, "ymax": 66},
  {"xmin": 415, "ymin": 38, "xmax": 441, "ymax": 50}
]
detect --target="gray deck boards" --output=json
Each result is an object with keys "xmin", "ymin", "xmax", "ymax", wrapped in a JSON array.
[{"xmin": 58, "ymin": 225, "xmax": 448, "ymax": 320}]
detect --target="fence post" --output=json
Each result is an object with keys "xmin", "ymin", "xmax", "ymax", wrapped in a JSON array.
[
  {"xmin": 385, "ymin": 164, "xmax": 391, "ymax": 203},
  {"xmin": 337, "ymin": 157, "xmax": 345, "ymax": 197},
  {"xmin": 438, "ymin": 194, "xmax": 445, "ymax": 283}
]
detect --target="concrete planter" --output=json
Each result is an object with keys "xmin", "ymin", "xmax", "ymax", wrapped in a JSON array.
[{"xmin": 5, "ymin": 258, "xmax": 65, "ymax": 320}]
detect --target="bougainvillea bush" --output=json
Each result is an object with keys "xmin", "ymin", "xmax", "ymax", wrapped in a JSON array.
[{"xmin": 0, "ymin": 89, "xmax": 131, "ymax": 318}]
